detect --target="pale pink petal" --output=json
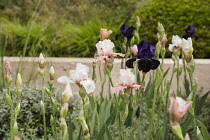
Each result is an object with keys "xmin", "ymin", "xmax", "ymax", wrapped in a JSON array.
[
  {"xmin": 130, "ymin": 45, "xmax": 138, "ymax": 55},
  {"xmin": 132, "ymin": 84, "xmax": 140, "ymax": 89},
  {"xmin": 113, "ymin": 53, "xmax": 125, "ymax": 57},
  {"xmin": 95, "ymin": 56, "xmax": 108, "ymax": 63},
  {"xmin": 111, "ymin": 85, "xmax": 126, "ymax": 93},
  {"xmin": 100, "ymin": 28, "xmax": 113, "ymax": 41}
]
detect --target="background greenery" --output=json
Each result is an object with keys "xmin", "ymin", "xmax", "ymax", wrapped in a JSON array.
[{"xmin": 0, "ymin": 0, "xmax": 210, "ymax": 58}]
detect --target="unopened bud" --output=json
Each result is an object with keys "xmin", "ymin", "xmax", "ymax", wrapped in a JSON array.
[
  {"xmin": 184, "ymin": 133, "xmax": 190, "ymax": 140},
  {"xmin": 171, "ymin": 123, "xmax": 184, "ymax": 140},
  {"xmin": 156, "ymin": 41, "xmax": 161, "ymax": 56},
  {"xmin": 45, "ymin": 87, "xmax": 51, "ymax": 97},
  {"xmin": 5, "ymin": 93, "xmax": 12, "ymax": 106},
  {"xmin": 60, "ymin": 103, "xmax": 68, "ymax": 118},
  {"xmin": 84, "ymin": 100, "xmax": 90, "ymax": 113},
  {"xmin": 5, "ymin": 75, "xmax": 12, "ymax": 86},
  {"xmin": 197, "ymin": 126, "xmax": 203, "ymax": 140},
  {"xmin": 192, "ymin": 77, "xmax": 198, "ymax": 91},
  {"xmin": 4, "ymin": 60, "xmax": 12, "ymax": 76},
  {"xmin": 16, "ymin": 73, "xmax": 22, "ymax": 87},
  {"xmin": 39, "ymin": 69, "xmax": 45, "ymax": 77},
  {"xmin": 51, "ymin": 97, "xmax": 57, "ymax": 113},
  {"xmin": 15, "ymin": 88, "xmax": 22, "ymax": 99},
  {"xmin": 38, "ymin": 53, "xmax": 45, "ymax": 69},
  {"xmin": 79, "ymin": 89, "xmax": 86, "ymax": 99},
  {"xmin": 50, "ymin": 115, "xmax": 54, "ymax": 126},
  {"xmin": 62, "ymin": 83, "xmax": 73, "ymax": 104},
  {"xmin": 40, "ymin": 100, "xmax": 45, "ymax": 114},
  {"xmin": 60, "ymin": 118, "xmax": 68, "ymax": 140},
  {"xmin": 136, "ymin": 16, "xmax": 141, "ymax": 31},
  {"xmin": 161, "ymin": 47, "xmax": 166, "ymax": 58},
  {"xmin": 13, "ymin": 122, "xmax": 18, "ymax": 136},
  {"xmin": 15, "ymin": 103, "xmax": 21, "ymax": 116},
  {"xmin": 49, "ymin": 66, "xmax": 55, "ymax": 80},
  {"xmin": 157, "ymin": 22, "xmax": 165, "ymax": 37},
  {"xmin": 186, "ymin": 65, "xmax": 192, "ymax": 73}
]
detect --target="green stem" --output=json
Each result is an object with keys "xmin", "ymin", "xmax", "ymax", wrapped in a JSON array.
[
  {"xmin": 42, "ymin": 106, "xmax": 46, "ymax": 140},
  {"xmin": 188, "ymin": 71, "xmax": 197, "ymax": 139},
  {"xmin": 41, "ymin": 75, "xmax": 46, "ymax": 140},
  {"xmin": 148, "ymin": 69, "xmax": 159, "ymax": 139},
  {"xmin": 100, "ymin": 75, "xmax": 106, "ymax": 97},
  {"xmin": 176, "ymin": 59, "xmax": 180, "ymax": 95},
  {"xmin": 108, "ymin": 75, "xmax": 114, "ymax": 87},
  {"xmin": 9, "ymin": 98, "xmax": 14, "ymax": 140},
  {"xmin": 119, "ymin": 113, "xmax": 122, "ymax": 140},
  {"xmin": 141, "ymin": 72, "xmax": 146, "ymax": 84}
]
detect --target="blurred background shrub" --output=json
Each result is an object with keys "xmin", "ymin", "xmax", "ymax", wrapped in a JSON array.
[
  {"xmin": 130, "ymin": 0, "xmax": 210, "ymax": 58},
  {"xmin": 0, "ymin": 0, "xmax": 210, "ymax": 58}
]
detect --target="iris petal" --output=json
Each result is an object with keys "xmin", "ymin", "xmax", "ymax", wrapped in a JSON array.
[
  {"xmin": 126, "ymin": 58, "xmax": 136, "ymax": 68},
  {"xmin": 138, "ymin": 58, "xmax": 152, "ymax": 73},
  {"xmin": 151, "ymin": 59, "xmax": 160, "ymax": 70}
]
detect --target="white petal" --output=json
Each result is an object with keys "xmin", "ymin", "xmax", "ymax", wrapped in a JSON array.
[
  {"xmin": 57, "ymin": 76, "xmax": 73, "ymax": 84},
  {"xmin": 39, "ymin": 53, "xmax": 44, "ymax": 61},
  {"xmin": 76, "ymin": 63, "xmax": 89, "ymax": 73},
  {"xmin": 172, "ymin": 35, "xmax": 182, "ymax": 46},
  {"xmin": 168, "ymin": 44, "xmax": 175, "ymax": 52},
  {"xmin": 96, "ymin": 39, "xmax": 115, "ymax": 55},
  {"xmin": 119, "ymin": 69, "xmax": 135, "ymax": 85},
  {"xmin": 80, "ymin": 79, "xmax": 95, "ymax": 94},
  {"xmin": 62, "ymin": 83, "xmax": 73, "ymax": 98},
  {"xmin": 70, "ymin": 63, "xmax": 89, "ymax": 82}
]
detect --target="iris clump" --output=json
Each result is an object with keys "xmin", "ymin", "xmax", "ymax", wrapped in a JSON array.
[
  {"xmin": 126, "ymin": 40, "xmax": 160, "ymax": 73},
  {"xmin": 115, "ymin": 24, "xmax": 135, "ymax": 40}
]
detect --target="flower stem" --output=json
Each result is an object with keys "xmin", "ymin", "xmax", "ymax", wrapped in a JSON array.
[
  {"xmin": 41, "ymin": 76, "xmax": 46, "ymax": 140},
  {"xmin": 176, "ymin": 59, "xmax": 180, "ymax": 95},
  {"xmin": 148, "ymin": 69, "xmax": 159, "ymax": 139},
  {"xmin": 9, "ymin": 96, "xmax": 14, "ymax": 140},
  {"xmin": 162, "ymin": 70, "xmax": 175, "ymax": 139}
]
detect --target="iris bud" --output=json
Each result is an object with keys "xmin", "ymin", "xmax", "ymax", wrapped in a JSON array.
[
  {"xmin": 16, "ymin": 73, "xmax": 22, "ymax": 87},
  {"xmin": 49, "ymin": 66, "xmax": 55, "ymax": 80},
  {"xmin": 5, "ymin": 93, "xmax": 12, "ymax": 106}
]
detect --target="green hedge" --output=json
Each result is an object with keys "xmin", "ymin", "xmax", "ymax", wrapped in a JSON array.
[{"xmin": 130, "ymin": 0, "xmax": 210, "ymax": 58}]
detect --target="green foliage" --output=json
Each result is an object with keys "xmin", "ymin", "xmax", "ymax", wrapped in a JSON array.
[
  {"xmin": 130, "ymin": 0, "xmax": 210, "ymax": 58},
  {"xmin": 0, "ymin": 0, "xmax": 143, "ymax": 57}
]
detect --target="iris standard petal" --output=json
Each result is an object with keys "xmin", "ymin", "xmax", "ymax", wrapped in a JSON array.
[
  {"xmin": 138, "ymin": 58, "xmax": 152, "ymax": 73},
  {"xmin": 185, "ymin": 25, "xmax": 195, "ymax": 36},
  {"xmin": 137, "ymin": 40, "xmax": 155, "ymax": 58},
  {"xmin": 151, "ymin": 59, "xmax": 160, "ymax": 70},
  {"xmin": 120, "ymin": 24, "xmax": 131, "ymax": 34},
  {"xmin": 126, "ymin": 58, "xmax": 137, "ymax": 68}
]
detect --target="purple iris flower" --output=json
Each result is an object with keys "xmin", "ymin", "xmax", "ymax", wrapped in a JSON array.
[
  {"xmin": 126, "ymin": 40, "xmax": 160, "ymax": 73},
  {"xmin": 183, "ymin": 25, "xmax": 196, "ymax": 39},
  {"xmin": 115, "ymin": 24, "xmax": 135, "ymax": 40}
]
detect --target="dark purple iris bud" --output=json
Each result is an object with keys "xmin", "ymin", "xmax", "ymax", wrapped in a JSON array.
[
  {"xmin": 115, "ymin": 24, "xmax": 135, "ymax": 40},
  {"xmin": 126, "ymin": 40, "xmax": 160, "ymax": 73},
  {"xmin": 185, "ymin": 25, "xmax": 195, "ymax": 36},
  {"xmin": 183, "ymin": 25, "xmax": 196, "ymax": 39}
]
